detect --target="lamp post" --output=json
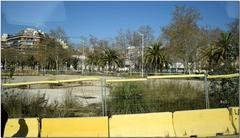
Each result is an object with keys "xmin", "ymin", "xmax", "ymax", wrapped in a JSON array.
[{"xmin": 137, "ymin": 32, "xmax": 144, "ymax": 78}]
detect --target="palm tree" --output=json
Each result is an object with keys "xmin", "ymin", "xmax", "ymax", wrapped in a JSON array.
[
  {"xmin": 200, "ymin": 32, "xmax": 234, "ymax": 71},
  {"xmin": 201, "ymin": 32, "xmax": 238, "ymax": 107},
  {"xmin": 144, "ymin": 43, "xmax": 169, "ymax": 72},
  {"xmin": 200, "ymin": 42, "xmax": 217, "ymax": 70},
  {"xmin": 86, "ymin": 53, "xmax": 98, "ymax": 72},
  {"xmin": 100, "ymin": 48, "xmax": 122, "ymax": 73},
  {"xmin": 214, "ymin": 33, "xmax": 234, "ymax": 63}
]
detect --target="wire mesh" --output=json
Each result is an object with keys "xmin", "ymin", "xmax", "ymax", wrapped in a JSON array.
[
  {"xmin": 1, "ymin": 76, "xmax": 103, "ymax": 118},
  {"xmin": 1, "ymin": 74, "xmax": 238, "ymax": 118},
  {"xmin": 208, "ymin": 77, "xmax": 239, "ymax": 108},
  {"xmin": 106, "ymin": 77, "xmax": 206, "ymax": 116}
]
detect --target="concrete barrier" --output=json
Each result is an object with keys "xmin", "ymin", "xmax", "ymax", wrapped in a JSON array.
[
  {"xmin": 109, "ymin": 112, "xmax": 175, "ymax": 137},
  {"xmin": 173, "ymin": 108, "xmax": 235, "ymax": 137},
  {"xmin": 41, "ymin": 117, "xmax": 108, "ymax": 137},
  {"xmin": 4, "ymin": 118, "xmax": 39, "ymax": 137},
  {"xmin": 229, "ymin": 107, "xmax": 239, "ymax": 134}
]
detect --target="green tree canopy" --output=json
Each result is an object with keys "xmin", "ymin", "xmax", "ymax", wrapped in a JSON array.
[{"xmin": 144, "ymin": 43, "xmax": 169, "ymax": 72}]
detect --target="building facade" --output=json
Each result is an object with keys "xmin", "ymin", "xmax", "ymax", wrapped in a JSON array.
[
  {"xmin": 1, "ymin": 28, "xmax": 69, "ymax": 49},
  {"xmin": 1, "ymin": 28, "xmax": 45, "ymax": 49}
]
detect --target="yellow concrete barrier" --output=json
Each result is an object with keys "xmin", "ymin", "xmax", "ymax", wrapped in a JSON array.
[
  {"xmin": 109, "ymin": 112, "xmax": 175, "ymax": 137},
  {"xmin": 173, "ymin": 108, "xmax": 235, "ymax": 137},
  {"xmin": 4, "ymin": 118, "xmax": 39, "ymax": 137},
  {"xmin": 41, "ymin": 117, "xmax": 108, "ymax": 137},
  {"xmin": 229, "ymin": 107, "xmax": 239, "ymax": 134}
]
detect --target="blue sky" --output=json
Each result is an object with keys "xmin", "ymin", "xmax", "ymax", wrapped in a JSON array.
[{"xmin": 1, "ymin": 1, "xmax": 239, "ymax": 43}]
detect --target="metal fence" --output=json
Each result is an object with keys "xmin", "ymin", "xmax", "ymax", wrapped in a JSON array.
[
  {"xmin": 104, "ymin": 74, "xmax": 239, "ymax": 116},
  {"xmin": 1, "ymin": 73, "xmax": 239, "ymax": 117},
  {"xmin": 1, "ymin": 77, "xmax": 103, "ymax": 118},
  {"xmin": 208, "ymin": 76, "xmax": 239, "ymax": 108},
  {"xmin": 105, "ymin": 77, "xmax": 206, "ymax": 115}
]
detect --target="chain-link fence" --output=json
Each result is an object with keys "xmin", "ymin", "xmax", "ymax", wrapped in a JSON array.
[
  {"xmin": 106, "ymin": 77, "xmax": 206, "ymax": 116},
  {"xmin": 208, "ymin": 77, "xmax": 239, "ymax": 108},
  {"xmin": 1, "ymin": 73, "xmax": 238, "ymax": 118},
  {"xmin": 1, "ymin": 77, "xmax": 104, "ymax": 118},
  {"xmin": 105, "ymin": 74, "xmax": 239, "ymax": 116}
]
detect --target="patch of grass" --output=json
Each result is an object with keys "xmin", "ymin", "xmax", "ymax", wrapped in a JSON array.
[
  {"xmin": 1, "ymin": 89, "xmax": 102, "ymax": 118},
  {"xmin": 145, "ymin": 81, "xmax": 205, "ymax": 112},
  {"xmin": 108, "ymin": 80, "xmax": 205, "ymax": 115},
  {"xmin": 48, "ymin": 82, "xmax": 63, "ymax": 89},
  {"xmin": 1, "ymin": 90, "xmax": 49, "ymax": 118}
]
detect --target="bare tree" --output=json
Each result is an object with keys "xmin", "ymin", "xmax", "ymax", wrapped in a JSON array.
[
  {"xmin": 162, "ymin": 6, "xmax": 202, "ymax": 74},
  {"xmin": 49, "ymin": 27, "xmax": 69, "ymax": 44},
  {"xmin": 138, "ymin": 25, "xmax": 154, "ymax": 45}
]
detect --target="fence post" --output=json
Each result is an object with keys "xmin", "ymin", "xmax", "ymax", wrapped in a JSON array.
[
  {"xmin": 101, "ymin": 78, "xmax": 105, "ymax": 116},
  {"xmin": 204, "ymin": 74, "xmax": 210, "ymax": 109},
  {"xmin": 103, "ymin": 78, "xmax": 107, "ymax": 116}
]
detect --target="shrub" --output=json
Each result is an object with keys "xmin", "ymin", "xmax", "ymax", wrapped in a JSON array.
[
  {"xmin": 108, "ymin": 82, "xmax": 148, "ymax": 114},
  {"xmin": 108, "ymin": 80, "xmax": 205, "ymax": 115},
  {"xmin": 1, "ymin": 89, "xmax": 101, "ymax": 118},
  {"xmin": 1, "ymin": 90, "xmax": 49, "ymax": 118}
]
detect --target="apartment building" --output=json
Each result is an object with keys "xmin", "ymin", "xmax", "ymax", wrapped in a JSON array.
[
  {"xmin": 1, "ymin": 28, "xmax": 69, "ymax": 50},
  {"xmin": 1, "ymin": 28, "xmax": 46, "ymax": 49}
]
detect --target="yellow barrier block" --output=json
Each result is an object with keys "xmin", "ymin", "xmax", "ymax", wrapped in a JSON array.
[
  {"xmin": 173, "ymin": 108, "xmax": 235, "ymax": 137},
  {"xmin": 229, "ymin": 107, "xmax": 239, "ymax": 134},
  {"xmin": 109, "ymin": 112, "xmax": 175, "ymax": 137},
  {"xmin": 147, "ymin": 74, "xmax": 205, "ymax": 79},
  {"xmin": 106, "ymin": 78, "xmax": 147, "ymax": 83},
  {"xmin": 41, "ymin": 117, "xmax": 108, "ymax": 137},
  {"xmin": 4, "ymin": 118, "xmax": 39, "ymax": 137}
]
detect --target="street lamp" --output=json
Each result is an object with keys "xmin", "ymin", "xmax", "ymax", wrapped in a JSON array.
[{"xmin": 137, "ymin": 32, "xmax": 144, "ymax": 78}]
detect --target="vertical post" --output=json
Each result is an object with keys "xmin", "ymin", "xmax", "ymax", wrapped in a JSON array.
[
  {"xmin": 137, "ymin": 32, "xmax": 144, "ymax": 77},
  {"xmin": 5, "ymin": 58, "xmax": 7, "ymax": 70},
  {"xmin": 101, "ymin": 78, "xmax": 105, "ymax": 116},
  {"xmin": 130, "ymin": 64, "xmax": 132, "ymax": 76},
  {"xmin": 204, "ymin": 74, "xmax": 210, "ymax": 108},
  {"xmin": 81, "ymin": 40, "xmax": 85, "ymax": 75},
  {"xmin": 44, "ymin": 44, "xmax": 46, "ymax": 75},
  {"xmin": 141, "ymin": 34, "xmax": 144, "ymax": 78},
  {"xmin": 103, "ymin": 78, "xmax": 107, "ymax": 116},
  {"xmin": 56, "ymin": 56, "xmax": 59, "ymax": 75}
]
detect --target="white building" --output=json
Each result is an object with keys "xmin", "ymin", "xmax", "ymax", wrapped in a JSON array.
[{"xmin": 57, "ymin": 39, "xmax": 68, "ymax": 49}]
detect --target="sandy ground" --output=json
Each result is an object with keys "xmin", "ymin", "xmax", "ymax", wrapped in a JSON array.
[{"xmin": 2, "ymin": 75, "xmax": 204, "ymax": 106}]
